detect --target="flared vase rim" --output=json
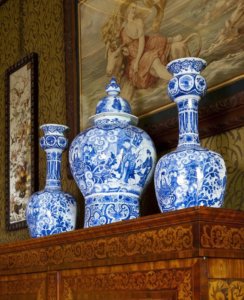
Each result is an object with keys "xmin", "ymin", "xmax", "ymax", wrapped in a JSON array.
[
  {"xmin": 167, "ymin": 57, "xmax": 207, "ymax": 71},
  {"xmin": 40, "ymin": 124, "xmax": 69, "ymax": 131}
]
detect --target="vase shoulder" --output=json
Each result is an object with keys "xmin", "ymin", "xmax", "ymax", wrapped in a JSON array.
[
  {"xmin": 26, "ymin": 189, "xmax": 77, "ymax": 238},
  {"xmin": 70, "ymin": 122, "xmax": 156, "ymax": 198},
  {"xmin": 155, "ymin": 147, "xmax": 226, "ymax": 211}
]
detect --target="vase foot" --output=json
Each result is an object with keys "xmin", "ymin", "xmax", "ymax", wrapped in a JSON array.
[{"xmin": 84, "ymin": 193, "xmax": 140, "ymax": 228}]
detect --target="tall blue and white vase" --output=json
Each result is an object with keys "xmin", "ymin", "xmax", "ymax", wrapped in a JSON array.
[
  {"xmin": 154, "ymin": 58, "xmax": 227, "ymax": 211},
  {"xmin": 26, "ymin": 124, "xmax": 77, "ymax": 237},
  {"xmin": 69, "ymin": 78, "xmax": 156, "ymax": 228}
]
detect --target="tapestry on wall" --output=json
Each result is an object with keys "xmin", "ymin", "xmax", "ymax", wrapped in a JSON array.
[{"xmin": 5, "ymin": 53, "xmax": 38, "ymax": 231}]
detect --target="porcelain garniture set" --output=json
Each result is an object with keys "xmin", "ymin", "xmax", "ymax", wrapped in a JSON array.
[{"xmin": 26, "ymin": 57, "xmax": 227, "ymax": 238}]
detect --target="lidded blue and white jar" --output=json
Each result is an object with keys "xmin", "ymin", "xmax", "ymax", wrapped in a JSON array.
[
  {"xmin": 69, "ymin": 78, "xmax": 156, "ymax": 228},
  {"xmin": 26, "ymin": 124, "xmax": 77, "ymax": 237},
  {"xmin": 154, "ymin": 58, "xmax": 227, "ymax": 211}
]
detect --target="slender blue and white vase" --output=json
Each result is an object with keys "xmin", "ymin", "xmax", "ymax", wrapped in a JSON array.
[
  {"xmin": 154, "ymin": 57, "xmax": 227, "ymax": 211},
  {"xmin": 69, "ymin": 78, "xmax": 156, "ymax": 228},
  {"xmin": 26, "ymin": 124, "xmax": 77, "ymax": 237}
]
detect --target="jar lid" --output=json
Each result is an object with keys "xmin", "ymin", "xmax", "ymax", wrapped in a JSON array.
[{"xmin": 95, "ymin": 77, "xmax": 132, "ymax": 114}]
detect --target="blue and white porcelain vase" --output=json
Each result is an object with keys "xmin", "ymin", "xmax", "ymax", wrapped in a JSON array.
[
  {"xmin": 26, "ymin": 124, "xmax": 77, "ymax": 237},
  {"xmin": 69, "ymin": 78, "xmax": 156, "ymax": 228},
  {"xmin": 154, "ymin": 57, "xmax": 227, "ymax": 211}
]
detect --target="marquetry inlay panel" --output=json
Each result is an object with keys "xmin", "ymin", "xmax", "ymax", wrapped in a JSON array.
[
  {"xmin": 0, "ymin": 225, "xmax": 193, "ymax": 272},
  {"xmin": 0, "ymin": 207, "xmax": 243, "ymax": 299},
  {"xmin": 201, "ymin": 225, "xmax": 244, "ymax": 250},
  {"xmin": 61, "ymin": 268, "xmax": 193, "ymax": 300},
  {"xmin": 209, "ymin": 279, "xmax": 244, "ymax": 300}
]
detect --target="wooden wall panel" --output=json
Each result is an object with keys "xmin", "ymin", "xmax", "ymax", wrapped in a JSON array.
[{"xmin": 0, "ymin": 272, "xmax": 47, "ymax": 300}]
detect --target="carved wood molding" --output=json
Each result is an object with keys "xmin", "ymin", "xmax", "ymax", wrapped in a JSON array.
[
  {"xmin": 0, "ymin": 225, "xmax": 193, "ymax": 272},
  {"xmin": 201, "ymin": 225, "xmax": 244, "ymax": 250},
  {"xmin": 63, "ymin": 268, "xmax": 193, "ymax": 300}
]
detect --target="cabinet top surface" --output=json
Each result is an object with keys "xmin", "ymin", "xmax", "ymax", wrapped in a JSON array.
[{"xmin": 0, "ymin": 207, "xmax": 243, "ymax": 251}]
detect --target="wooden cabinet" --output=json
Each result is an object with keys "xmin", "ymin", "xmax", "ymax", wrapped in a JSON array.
[{"xmin": 0, "ymin": 207, "xmax": 243, "ymax": 299}]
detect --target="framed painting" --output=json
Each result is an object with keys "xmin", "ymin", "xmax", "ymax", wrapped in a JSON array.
[
  {"xmin": 64, "ymin": 0, "xmax": 244, "ymax": 145},
  {"xmin": 5, "ymin": 53, "xmax": 38, "ymax": 231}
]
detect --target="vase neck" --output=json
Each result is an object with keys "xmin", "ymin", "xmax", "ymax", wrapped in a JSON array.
[
  {"xmin": 45, "ymin": 149, "xmax": 63, "ymax": 190},
  {"xmin": 176, "ymin": 96, "xmax": 200, "ymax": 149}
]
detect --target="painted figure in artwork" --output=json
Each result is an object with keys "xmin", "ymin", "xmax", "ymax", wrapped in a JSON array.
[
  {"xmin": 119, "ymin": 2, "xmax": 171, "ymax": 88},
  {"xmin": 143, "ymin": 0, "xmax": 167, "ymax": 32},
  {"xmin": 102, "ymin": 0, "xmax": 201, "ymax": 101},
  {"xmin": 102, "ymin": 1, "xmax": 171, "ymax": 99}
]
